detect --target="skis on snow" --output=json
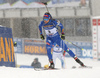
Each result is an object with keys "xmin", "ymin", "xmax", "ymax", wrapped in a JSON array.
[
  {"xmin": 34, "ymin": 66, "xmax": 92, "ymax": 71},
  {"xmin": 34, "ymin": 67, "xmax": 60, "ymax": 71},
  {"xmin": 72, "ymin": 66, "xmax": 92, "ymax": 69}
]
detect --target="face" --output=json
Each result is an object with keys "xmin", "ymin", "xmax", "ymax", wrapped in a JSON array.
[
  {"xmin": 34, "ymin": 59, "xmax": 36, "ymax": 63},
  {"xmin": 43, "ymin": 18, "xmax": 50, "ymax": 24}
]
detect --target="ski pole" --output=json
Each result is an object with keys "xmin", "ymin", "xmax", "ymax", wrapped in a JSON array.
[
  {"xmin": 42, "ymin": 2, "xmax": 49, "ymax": 13},
  {"xmin": 65, "ymin": 39, "xmax": 83, "ymax": 50}
]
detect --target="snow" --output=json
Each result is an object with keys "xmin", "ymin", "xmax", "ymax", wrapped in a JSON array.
[{"xmin": 0, "ymin": 53, "xmax": 100, "ymax": 78}]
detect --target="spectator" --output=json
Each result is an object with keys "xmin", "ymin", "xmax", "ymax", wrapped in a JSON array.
[
  {"xmin": 80, "ymin": 0, "xmax": 86, "ymax": 6},
  {"xmin": 31, "ymin": 58, "xmax": 41, "ymax": 68}
]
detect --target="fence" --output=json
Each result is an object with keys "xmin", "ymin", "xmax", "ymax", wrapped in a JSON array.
[
  {"xmin": 14, "ymin": 38, "xmax": 92, "ymax": 58},
  {"xmin": 0, "ymin": 16, "xmax": 91, "ymax": 42}
]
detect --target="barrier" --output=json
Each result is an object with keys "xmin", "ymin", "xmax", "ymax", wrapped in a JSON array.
[
  {"xmin": 14, "ymin": 38, "xmax": 92, "ymax": 58},
  {"xmin": 0, "ymin": 26, "xmax": 15, "ymax": 67},
  {"xmin": 65, "ymin": 41, "xmax": 92, "ymax": 58}
]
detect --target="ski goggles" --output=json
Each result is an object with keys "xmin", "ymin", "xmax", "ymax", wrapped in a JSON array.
[{"xmin": 43, "ymin": 18, "xmax": 49, "ymax": 21}]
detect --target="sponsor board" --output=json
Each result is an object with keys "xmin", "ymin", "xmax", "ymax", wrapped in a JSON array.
[
  {"xmin": 92, "ymin": 16, "xmax": 100, "ymax": 60},
  {"xmin": 14, "ymin": 38, "xmax": 92, "ymax": 58},
  {"xmin": 0, "ymin": 26, "xmax": 15, "ymax": 67},
  {"xmin": 65, "ymin": 41, "xmax": 92, "ymax": 58},
  {"xmin": 24, "ymin": 39, "xmax": 47, "ymax": 55}
]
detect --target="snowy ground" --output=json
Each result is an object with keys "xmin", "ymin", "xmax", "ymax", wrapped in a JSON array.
[{"xmin": 0, "ymin": 53, "xmax": 100, "ymax": 78}]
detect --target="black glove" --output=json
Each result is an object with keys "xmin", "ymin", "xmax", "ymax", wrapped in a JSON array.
[
  {"xmin": 61, "ymin": 33, "xmax": 65, "ymax": 40},
  {"xmin": 40, "ymin": 34, "xmax": 45, "ymax": 40},
  {"xmin": 49, "ymin": 59, "xmax": 54, "ymax": 69}
]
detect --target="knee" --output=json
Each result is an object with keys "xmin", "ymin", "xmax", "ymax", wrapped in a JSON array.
[
  {"xmin": 66, "ymin": 49, "xmax": 75, "ymax": 57},
  {"xmin": 66, "ymin": 48, "xmax": 70, "ymax": 52}
]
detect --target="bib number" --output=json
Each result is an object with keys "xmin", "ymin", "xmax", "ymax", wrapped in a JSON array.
[{"xmin": 45, "ymin": 28, "xmax": 57, "ymax": 36}]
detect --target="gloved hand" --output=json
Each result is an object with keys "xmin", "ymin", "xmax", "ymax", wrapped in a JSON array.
[
  {"xmin": 40, "ymin": 34, "xmax": 45, "ymax": 40},
  {"xmin": 61, "ymin": 33, "xmax": 65, "ymax": 40}
]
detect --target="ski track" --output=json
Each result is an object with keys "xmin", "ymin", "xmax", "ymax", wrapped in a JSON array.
[{"xmin": 0, "ymin": 53, "xmax": 100, "ymax": 78}]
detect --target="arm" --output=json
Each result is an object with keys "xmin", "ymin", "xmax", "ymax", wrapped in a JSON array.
[
  {"xmin": 55, "ymin": 20, "xmax": 65, "ymax": 40},
  {"xmin": 56, "ymin": 20, "xmax": 64, "ymax": 34},
  {"xmin": 38, "ymin": 21, "xmax": 43, "ymax": 35},
  {"xmin": 38, "ymin": 21, "xmax": 45, "ymax": 40}
]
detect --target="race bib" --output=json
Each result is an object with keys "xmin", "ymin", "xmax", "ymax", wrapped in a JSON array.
[{"xmin": 45, "ymin": 28, "xmax": 57, "ymax": 36}]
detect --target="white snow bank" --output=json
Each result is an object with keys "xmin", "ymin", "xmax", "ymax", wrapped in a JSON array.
[{"xmin": 0, "ymin": 53, "xmax": 100, "ymax": 78}]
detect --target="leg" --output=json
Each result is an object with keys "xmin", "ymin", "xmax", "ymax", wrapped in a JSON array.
[
  {"xmin": 46, "ymin": 37, "xmax": 54, "ymax": 68},
  {"xmin": 52, "ymin": 52, "xmax": 57, "ymax": 67},
  {"xmin": 54, "ymin": 35, "xmax": 85, "ymax": 66},
  {"xmin": 55, "ymin": 36, "xmax": 75, "ymax": 57},
  {"xmin": 58, "ymin": 53, "xmax": 65, "ymax": 68},
  {"xmin": 46, "ymin": 37, "xmax": 53, "ymax": 60},
  {"xmin": 74, "ymin": 56, "xmax": 85, "ymax": 66}
]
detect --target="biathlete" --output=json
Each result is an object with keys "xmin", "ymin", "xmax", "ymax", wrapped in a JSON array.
[
  {"xmin": 52, "ymin": 44, "xmax": 65, "ymax": 69},
  {"xmin": 38, "ymin": 12, "xmax": 85, "ymax": 69}
]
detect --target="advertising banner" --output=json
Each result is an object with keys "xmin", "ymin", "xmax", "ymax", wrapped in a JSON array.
[
  {"xmin": 0, "ymin": 26, "xmax": 15, "ymax": 67},
  {"xmin": 65, "ymin": 41, "xmax": 92, "ymax": 58},
  {"xmin": 24, "ymin": 39, "xmax": 47, "ymax": 55},
  {"xmin": 22, "ymin": 38, "xmax": 92, "ymax": 58},
  {"xmin": 92, "ymin": 19, "xmax": 98, "ymax": 59},
  {"xmin": 97, "ymin": 19, "xmax": 100, "ymax": 59},
  {"xmin": 92, "ymin": 16, "xmax": 100, "ymax": 60}
]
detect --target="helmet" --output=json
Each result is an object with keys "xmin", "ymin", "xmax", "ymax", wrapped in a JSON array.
[{"xmin": 43, "ymin": 12, "xmax": 52, "ymax": 19}]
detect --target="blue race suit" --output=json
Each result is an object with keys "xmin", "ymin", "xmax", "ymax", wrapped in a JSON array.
[{"xmin": 39, "ymin": 19, "xmax": 75, "ymax": 60}]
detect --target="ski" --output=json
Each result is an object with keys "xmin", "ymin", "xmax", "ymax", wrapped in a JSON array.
[
  {"xmin": 34, "ymin": 68, "xmax": 60, "ymax": 71},
  {"xmin": 72, "ymin": 66, "xmax": 92, "ymax": 69},
  {"xmin": 79, "ymin": 66, "xmax": 92, "ymax": 68}
]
